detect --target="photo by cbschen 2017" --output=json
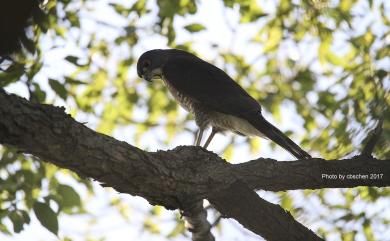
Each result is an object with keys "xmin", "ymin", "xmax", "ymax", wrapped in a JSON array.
[{"xmin": 0, "ymin": 0, "xmax": 389, "ymax": 241}]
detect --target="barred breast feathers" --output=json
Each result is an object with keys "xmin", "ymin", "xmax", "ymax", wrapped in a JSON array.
[
  {"xmin": 161, "ymin": 76, "xmax": 260, "ymax": 137},
  {"xmin": 162, "ymin": 76, "xmax": 194, "ymax": 112}
]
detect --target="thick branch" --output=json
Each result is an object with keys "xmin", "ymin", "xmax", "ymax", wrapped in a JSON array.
[
  {"xmin": 1, "ymin": 89, "xmax": 388, "ymax": 241},
  {"xmin": 235, "ymin": 156, "xmax": 390, "ymax": 191},
  {"xmin": 209, "ymin": 180, "xmax": 323, "ymax": 241},
  {"xmin": 0, "ymin": 89, "xmax": 233, "ymax": 210}
]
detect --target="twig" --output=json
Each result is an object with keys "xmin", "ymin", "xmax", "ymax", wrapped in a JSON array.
[{"xmin": 181, "ymin": 201, "xmax": 215, "ymax": 241}]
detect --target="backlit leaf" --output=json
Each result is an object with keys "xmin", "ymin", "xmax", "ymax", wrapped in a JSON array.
[
  {"xmin": 49, "ymin": 79, "xmax": 67, "ymax": 100},
  {"xmin": 184, "ymin": 23, "xmax": 206, "ymax": 32},
  {"xmin": 57, "ymin": 184, "xmax": 81, "ymax": 209},
  {"xmin": 33, "ymin": 201, "xmax": 58, "ymax": 236}
]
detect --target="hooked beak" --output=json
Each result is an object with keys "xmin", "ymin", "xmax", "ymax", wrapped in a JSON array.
[
  {"xmin": 142, "ymin": 72, "xmax": 153, "ymax": 82},
  {"xmin": 141, "ymin": 68, "xmax": 162, "ymax": 82},
  {"xmin": 138, "ymin": 70, "xmax": 152, "ymax": 82}
]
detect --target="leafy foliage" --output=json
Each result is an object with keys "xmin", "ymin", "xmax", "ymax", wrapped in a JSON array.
[{"xmin": 0, "ymin": 0, "xmax": 389, "ymax": 240}]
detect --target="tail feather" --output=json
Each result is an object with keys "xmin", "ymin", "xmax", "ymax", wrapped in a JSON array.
[{"xmin": 249, "ymin": 114, "xmax": 311, "ymax": 159}]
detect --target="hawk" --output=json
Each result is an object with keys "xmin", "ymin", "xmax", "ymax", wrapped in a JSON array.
[{"xmin": 137, "ymin": 49, "xmax": 311, "ymax": 159}]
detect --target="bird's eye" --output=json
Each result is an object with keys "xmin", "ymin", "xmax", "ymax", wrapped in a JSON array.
[{"xmin": 143, "ymin": 59, "xmax": 151, "ymax": 68}]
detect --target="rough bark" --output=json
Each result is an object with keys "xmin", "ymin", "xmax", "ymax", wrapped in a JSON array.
[
  {"xmin": 1, "ymin": 89, "xmax": 389, "ymax": 241},
  {"xmin": 209, "ymin": 180, "xmax": 323, "ymax": 241},
  {"xmin": 235, "ymin": 156, "xmax": 389, "ymax": 191},
  {"xmin": 181, "ymin": 201, "xmax": 214, "ymax": 241}
]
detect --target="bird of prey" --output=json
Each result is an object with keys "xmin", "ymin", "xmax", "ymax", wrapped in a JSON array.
[{"xmin": 137, "ymin": 49, "xmax": 311, "ymax": 159}]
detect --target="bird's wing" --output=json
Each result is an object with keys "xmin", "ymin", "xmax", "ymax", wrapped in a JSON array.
[
  {"xmin": 162, "ymin": 55, "xmax": 311, "ymax": 159},
  {"xmin": 162, "ymin": 55, "xmax": 261, "ymax": 118}
]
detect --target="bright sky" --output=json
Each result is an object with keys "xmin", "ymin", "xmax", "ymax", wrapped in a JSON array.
[{"xmin": 2, "ymin": 0, "xmax": 389, "ymax": 240}]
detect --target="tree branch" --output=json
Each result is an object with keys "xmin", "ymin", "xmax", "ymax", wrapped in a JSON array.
[
  {"xmin": 1, "ymin": 89, "xmax": 388, "ymax": 241},
  {"xmin": 0, "ymin": 89, "xmax": 230, "ymax": 210},
  {"xmin": 209, "ymin": 180, "xmax": 323, "ymax": 241},
  {"xmin": 234, "ymin": 156, "xmax": 389, "ymax": 192},
  {"xmin": 181, "ymin": 201, "xmax": 214, "ymax": 241}
]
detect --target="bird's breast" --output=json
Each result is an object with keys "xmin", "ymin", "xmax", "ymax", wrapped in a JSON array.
[
  {"xmin": 161, "ymin": 76, "xmax": 262, "ymax": 137},
  {"xmin": 162, "ymin": 76, "xmax": 196, "ymax": 113}
]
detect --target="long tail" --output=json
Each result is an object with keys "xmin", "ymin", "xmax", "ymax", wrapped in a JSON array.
[{"xmin": 248, "ymin": 114, "xmax": 311, "ymax": 159}]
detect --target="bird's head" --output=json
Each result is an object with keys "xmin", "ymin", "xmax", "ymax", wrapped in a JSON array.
[{"xmin": 137, "ymin": 49, "xmax": 166, "ymax": 82}]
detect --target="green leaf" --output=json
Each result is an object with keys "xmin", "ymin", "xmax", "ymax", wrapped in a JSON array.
[
  {"xmin": 222, "ymin": 144, "xmax": 234, "ymax": 160},
  {"xmin": 109, "ymin": 3, "xmax": 130, "ymax": 16},
  {"xmin": 342, "ymin": 231, "xmax": 357, "ymax": 241},
  {"xmin": 64, "ymin": 56, "xmax": 79, "ymax": 65},
  {"xmin": 263, "ymin": 27, "xmax": 282, "ymax": 52},
  {"xmin": 239, "ymin": 0, "xmax": 267, "ymax": 23},
  {"xmin": 66, "ymin": 11, "xmax": 80, "ymax": 28},
  {"xmin": 33, "ymin": 201, "xmax": 59, "ymax": 236},
  {"xmin": 363, "ymin": 219, "xmax": 374, "ymax": 241},
  {"xmin": 49, "ymin": 78, "xmax": 67, "ymax": 100},
  {"xmin": 223, "ymin": 0, "xmax": 235, "ymax": 8},
  {"xmin": 318, "ymin": 37, "xmax": 331, "ymax": 64},
  {"xmin": 32, "ymin": 83, "xmax": 47, "ymax": 103},
  {"xmin": 167, "ymin": 19, "xmax": 176, "ymax": 45},
  {"xmin": 130, "ymin": 0, "xmax": 148, "ymax": 16},
  {"xmin": 280, "ymin": 193, "xmax": 293, "ymax": 210},
  {"xmin": 0, "ymin": 223, "xmax": 11, "ymax": 235},
  {"xmin": 249, "ymin": 138, "xmax": 260, "ymax": 154},
  {"xmin": 0, "ymin": 63, "xmax": 25, "ymax": 87},
  {"xmin": 9, "ymin": 211, "xmax": 24, "ymax": 233},
  {"xmin": 149, "ymin": 206, "xmax": 163, "ymax": 216},
  {"xmin": 57, "ymin": 184, "xmax": 81, "ymax": 209},
  {"xmin": 65, "ymin": 76, "xmax": 87, "ymax": 85},
  {"xmin": 143, "ymin": 219, "xmax": 160, "ymax": 234},
  {"xmin": 184, "ymin": 23, "xmax": 206, "ymax": 32},
  {"xmin": 20, "ymin": 210, "xmax": 31, "ymax": 225},
  {"xmin": 64, "ymin": 56, "xmax": 87, "ymax": 67}
]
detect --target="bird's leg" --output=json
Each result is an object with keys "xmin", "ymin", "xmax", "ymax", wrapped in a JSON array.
[
  {"xmin": 203, "ymin": 127, "xmax": 218, "ymax": 149},
  {"xmin": 195, "ymin": 128, "xmax": 204, "ymax": 146}
]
